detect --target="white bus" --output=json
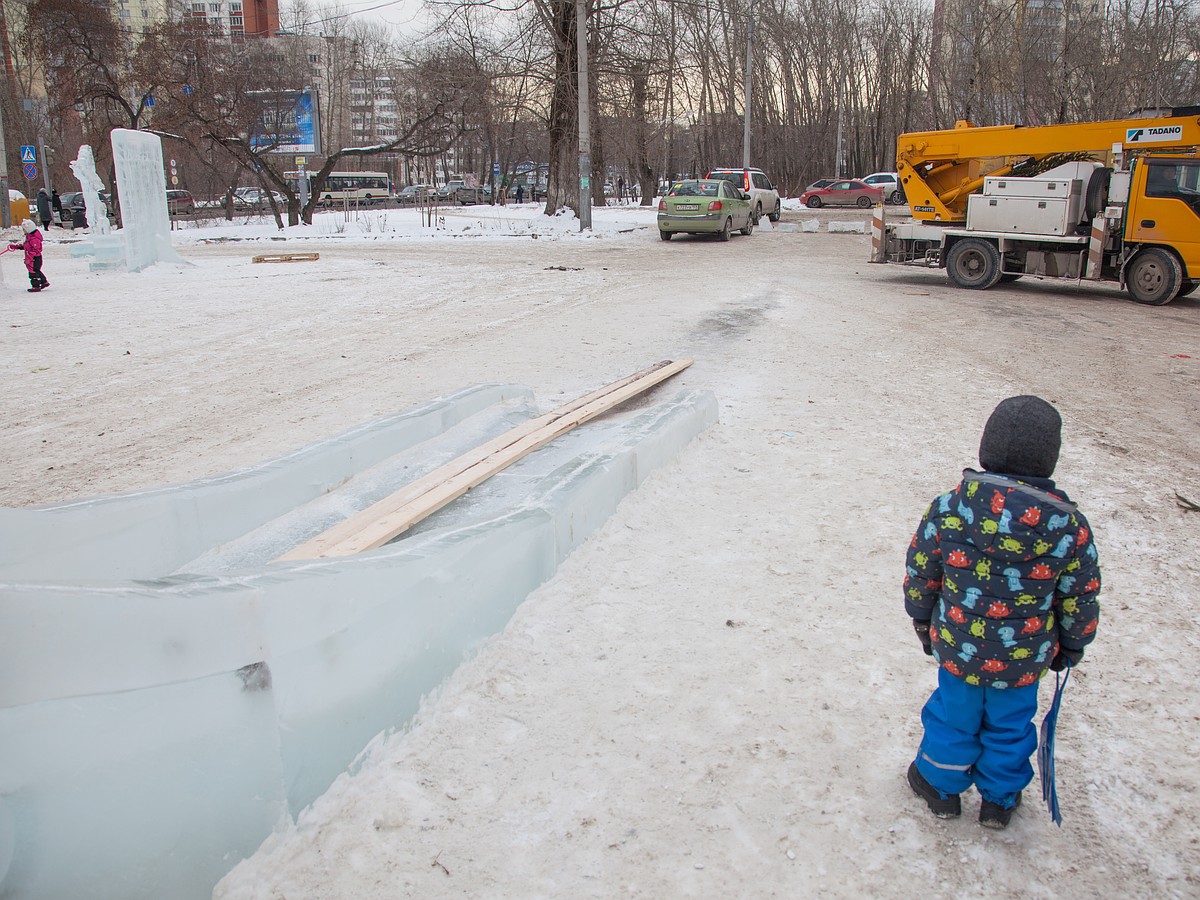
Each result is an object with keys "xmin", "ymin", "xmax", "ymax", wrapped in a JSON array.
[{"xmin": 287, "ymin": 171, "xmax": 391, "ymax": 205}]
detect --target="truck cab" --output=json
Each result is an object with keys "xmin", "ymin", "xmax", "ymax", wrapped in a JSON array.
[{"xmin": 1123, "ymin": 156, "xmax": 1200, "ymax": 300}]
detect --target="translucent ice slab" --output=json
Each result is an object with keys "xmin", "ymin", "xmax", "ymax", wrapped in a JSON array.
[{"xmin": 0, "ymin": 384, "xmax": 718, "ymax": 900}]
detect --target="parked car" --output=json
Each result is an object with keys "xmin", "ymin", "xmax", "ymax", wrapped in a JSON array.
[
  {"xmin": 705, "ymin": 167, "xmax": 782, "ymax": 222},
  {"xmin": 438, "ymin": 180, "xmax": 482, "ymax": 204},
  {"xmin": 233, "ymin": 187, "xmax": 284, "ymax": 209},
  {"xmin": 860, "ymin": 171, "xmax": 906, "ymax": 204},
  {"xmin": 55, "ymin": 191, "xmax": 112, "ymax": 228},
  {"xmin": 800, "ymin": 179, "xmax": 884, "ymax": 209},
  {"xmin": 166, "ymin": 189, "xmax": 195, "ymax": 214},
  {"xmin": 657, "ymin": 178, "xmax": 755, "ymax": 241},
  {"xmin": 397, "ymin": 184, "xmax": 439, "ymax": 204}
]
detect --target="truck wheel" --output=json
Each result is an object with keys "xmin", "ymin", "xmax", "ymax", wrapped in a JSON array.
[
  {"xmin": 946, "ymin": 238, "xmax": 1003, "ymax": 289},
  {"xmin": 1126, "ymin": 248, "xmax": 1183, "ymax": 305}
]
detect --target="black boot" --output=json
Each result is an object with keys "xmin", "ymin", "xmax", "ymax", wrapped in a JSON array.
[
  {"xmin": 908, "ymin": 762, "xmax": 961, "ymax": 819},
  {"xmin": 979, "ymin": 792, "xmax": 1021, "ymax": 830}
]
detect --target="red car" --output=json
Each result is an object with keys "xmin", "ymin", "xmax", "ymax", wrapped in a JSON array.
[
  {"xmin": 800, "ymin": 179, "xmax": 884, "ymax": 209},
  {"xmin": 166, "ymin": 189, "xmax": 195, "ymax": 214}
]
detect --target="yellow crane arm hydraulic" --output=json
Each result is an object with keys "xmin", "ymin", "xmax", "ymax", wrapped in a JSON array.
[{"xmin": 897, "ymin": 113, "xmax": 1200, "ymax": 223}]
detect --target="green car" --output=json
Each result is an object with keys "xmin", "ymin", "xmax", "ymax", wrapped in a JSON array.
[{"xmin": 657, "ymin": 179, "xmax": 755, "ymax": 241}]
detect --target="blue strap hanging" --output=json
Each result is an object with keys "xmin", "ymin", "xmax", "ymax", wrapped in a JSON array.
[{"xmin": 1037, "ymin": 662, "xmax": 1071, "ymax": 826}]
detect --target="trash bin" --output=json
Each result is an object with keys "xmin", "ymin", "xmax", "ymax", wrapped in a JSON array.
[{"xmin": 71, "ymin": 206, "xmax": 87, "ymax": 229}]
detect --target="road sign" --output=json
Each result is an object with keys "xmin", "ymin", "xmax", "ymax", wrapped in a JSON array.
[
  {"xmin": 23, "ymin": 163, "xmax": 37, "ymax": 180},
  {"xmin": 20, "ymin": 145, "xmax": 36, "ymax": 164}
]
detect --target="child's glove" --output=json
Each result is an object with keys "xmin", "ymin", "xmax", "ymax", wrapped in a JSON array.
[
  {"xmin": 913, "ymin": 619, "xmax": 933, "ymax": 656},
  {"xmin": 8, "ymin": 243, "xmax": 19, "ymax": 250},
  {"xmin": 1049, "ymin": 646, "xmax": 1083, "ymax": 671}
]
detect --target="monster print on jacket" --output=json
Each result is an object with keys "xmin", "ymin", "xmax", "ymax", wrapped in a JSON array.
[{"xmin": 904, "ymin": 469, "xmax": 1101, "ymax": 687}]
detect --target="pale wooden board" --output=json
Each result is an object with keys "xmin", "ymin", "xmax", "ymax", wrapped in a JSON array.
[
  {"xmin": 252, "ymin": 253, "xmax": 320, "ymax": 264},
  {"xmin": 275, "ymin": 359, "xmax": 692, "ymax": 561}
]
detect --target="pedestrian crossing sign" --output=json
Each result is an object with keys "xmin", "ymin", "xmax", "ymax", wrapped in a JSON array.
[{"xmin": 20, "ymin": 145, "xmax": 36, "ymax": 163}]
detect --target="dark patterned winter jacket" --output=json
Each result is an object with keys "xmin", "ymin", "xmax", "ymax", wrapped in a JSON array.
[{"xmin": 904, "ymin": 469, "xmax": 1101, "ymax": 688}]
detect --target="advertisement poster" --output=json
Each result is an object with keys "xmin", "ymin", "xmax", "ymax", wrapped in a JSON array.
[{"xmin": 251, "ymin": 90, "xmax": 321, "ymax": 155}]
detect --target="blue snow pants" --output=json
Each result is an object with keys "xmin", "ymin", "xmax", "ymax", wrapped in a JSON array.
[{"xmin": 915, "ymin": 668, "xmax": 1038, "ymax": 808}]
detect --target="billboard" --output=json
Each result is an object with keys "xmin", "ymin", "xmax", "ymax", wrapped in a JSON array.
[{"xmin": 250, "ymin": 89, "xmax": 321, "ymax": 155}]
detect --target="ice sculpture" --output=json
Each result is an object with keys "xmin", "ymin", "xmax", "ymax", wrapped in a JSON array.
[
  {"xmin": 69, "ymin": 144, "xmax": 125, "ymax": 271},
  {"xmin": 110, "ymin": 128, "xmax": 188, "ymax": 272},
  {"xmin": 69, "ymin": 144, "xmax": 111, "ymax": 237},
  {"xmin": 0, "ymin": 384, "xmax": 718, "ymax": 900}
]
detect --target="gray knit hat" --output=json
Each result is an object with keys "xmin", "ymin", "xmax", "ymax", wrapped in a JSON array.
[{"xmin": 978, "ymin": 396, "xmax": 1062, "ymax": 478}]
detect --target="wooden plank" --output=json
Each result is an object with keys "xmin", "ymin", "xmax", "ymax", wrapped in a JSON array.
[
  {"xmin": 276, "ymin": 359, "xmax": 692, "ymax": 561},
  {"xmin": 276, "ymin": 360, "xmax": 681, "ymax": 562},
  {"xmin": 252, "ymin": 253, "xmax": 320, "ymax": 264}
]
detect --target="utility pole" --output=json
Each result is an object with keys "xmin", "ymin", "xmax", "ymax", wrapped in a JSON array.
[
  {"xmin": 834, "ymin": 80, "xmax": 845, "ymax": 179},
  {"xmin": 742, "ymin": 6, "xmax": 753, "ymax": 171},
  {"xmin": 0, "ymin": 88, "xmax": 10, "ymax": 227},
  {"xmin": 575, "ymin": 0, "xmax": 591, "ymax": 231}
]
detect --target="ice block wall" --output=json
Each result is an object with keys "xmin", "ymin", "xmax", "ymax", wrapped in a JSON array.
[{"xmin": 0, "ymin": 384, "xmax": 718, "ymax": 900}]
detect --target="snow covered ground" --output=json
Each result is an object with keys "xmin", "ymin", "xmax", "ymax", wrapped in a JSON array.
[{"xmin": 3, "ymin": 202, "xmax": 1198, "ymax": 898}]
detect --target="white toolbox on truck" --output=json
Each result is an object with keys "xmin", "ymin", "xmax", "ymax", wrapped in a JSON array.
[
  {"xmin": 982, "ymin": 176, "xmax": 1079, "ymax": 198},
  {"xmin": 967, "ymin": 177, "xmax": 1084, "ymax": 235}
]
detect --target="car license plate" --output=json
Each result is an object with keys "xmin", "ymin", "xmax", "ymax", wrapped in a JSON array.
[{"xmin": 675, "ymin": 203, "xmax": 699, "ymax": 211}]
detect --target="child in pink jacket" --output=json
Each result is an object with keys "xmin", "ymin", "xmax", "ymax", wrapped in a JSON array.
[{"xmin": 9, "ymin": 219, "xmax": 49, "ymax": 292}]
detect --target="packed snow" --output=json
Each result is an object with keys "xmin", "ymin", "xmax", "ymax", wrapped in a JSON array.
[{"xmin": 2, "ymin": 200, "xmax": 1197, "ymax": 899}]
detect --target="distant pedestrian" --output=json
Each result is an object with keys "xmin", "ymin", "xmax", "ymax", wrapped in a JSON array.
[
  {"xmin": 9, "ymin": 219, "xmax": 49, "ymax": 292},
  {"xmin": 515, "ymin": 183, "xmax": 525, "ymax": 204},
  {"xmin": 617, "ymin": 176, "xmax": 625, "ymax": 202},
  {"xmin": 36, "ymin": 188, "xmax": 52, "ymax": 232},
  {"xmin": 51, "ymin": 190, "xmax": 62, "ymax": 226}
]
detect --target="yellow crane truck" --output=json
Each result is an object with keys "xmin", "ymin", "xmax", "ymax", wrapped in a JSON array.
[{"xmin": 883, "ymin": 108, "xmax": 1200, "ymax": 304}]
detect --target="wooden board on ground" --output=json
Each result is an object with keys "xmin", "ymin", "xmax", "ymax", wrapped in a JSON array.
[
  {"xmin": 252, "ymin": 253, "xmax": 320, "ymax": 264},
  {"xmin": 276, "ymin": 359, "xmax": 693, "ymax": 561}
]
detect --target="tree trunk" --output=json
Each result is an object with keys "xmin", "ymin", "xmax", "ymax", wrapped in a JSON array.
[{"xmin": 544, "ymin": 1, "xmax": 579, "ymax": 215}]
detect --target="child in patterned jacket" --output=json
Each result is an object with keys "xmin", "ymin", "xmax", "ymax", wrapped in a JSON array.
[{"xmin": 903, "ymin": 396, "xmax": 1101, "ymax": 829}]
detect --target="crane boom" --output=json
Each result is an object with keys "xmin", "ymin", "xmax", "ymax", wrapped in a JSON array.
[{"xmin": 898, "ymin": 110, "xmax": 1200, "ymax": 223}]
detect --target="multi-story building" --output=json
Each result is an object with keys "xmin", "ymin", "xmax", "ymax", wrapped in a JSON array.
[
  {"xmin": 929, "ymin": 0, "xmax": 1103, "ymax": 126},
  {"xmin": 182, "ymin": 0, "xmax": 279, "ymax": 38}
]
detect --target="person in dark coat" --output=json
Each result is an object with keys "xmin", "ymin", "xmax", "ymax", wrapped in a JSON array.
[
  {"xmin": 35, "ymin": 188, "xmax": 52, "ymax": 232},
  {"xmin": 903, "ymin": 396, "xmax": 1101, "ymax": 830},
  {"xmin": 514, "ymin": 183, "xmax": 525, "ymax": 204},
  {"xmin": 9, "ymin": 219, "xmax": 49, "ymax": 292},
  {"xmin": 51, "ymin": 190, "xmax": 62, "ymax": 225}
]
